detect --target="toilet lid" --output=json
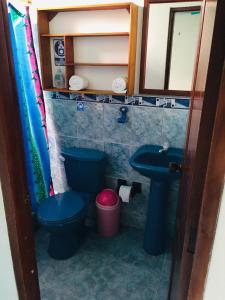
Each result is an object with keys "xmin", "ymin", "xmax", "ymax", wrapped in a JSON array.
[{"xmin": 37, "ymin": 191, "xmax": 85, "ymax": 224}]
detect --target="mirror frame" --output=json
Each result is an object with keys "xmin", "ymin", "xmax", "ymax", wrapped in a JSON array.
[{"xmin": 139, "ymin": 0, "xmax": 202, "ymax": 96}]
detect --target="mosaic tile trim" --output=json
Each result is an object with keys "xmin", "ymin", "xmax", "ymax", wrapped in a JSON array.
[{"xmin": 44, "ymin": 91, "xmax": 190, "ymax": 109}]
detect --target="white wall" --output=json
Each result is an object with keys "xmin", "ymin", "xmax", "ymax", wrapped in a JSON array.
[
  {"xmin": 31, "ymin": 0, "xmax": 144, "ymax": 8},
  {"xmin": 48, "ymin": 8, "xmax": 130, "ymax": 90},
  {"xmin": 169, "ymin": 10, "xmax": 200, "ymax": 90},
  {"xmin": 203, "ymin": 184, "xmax": 225, "ymax": 300},
  {"xmin": 0, "ymin": 183, "xmax": 19, "ymax": 300}
]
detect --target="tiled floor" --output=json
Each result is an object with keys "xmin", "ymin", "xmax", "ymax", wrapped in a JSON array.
[{"xmin": 36, "ymin": 227, "xmax": 172, "ymax": 300}]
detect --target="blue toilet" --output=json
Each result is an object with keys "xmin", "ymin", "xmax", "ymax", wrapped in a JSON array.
[{"xmin": 37, "ymin": 147, "xmax": 106, "ymax": 260}]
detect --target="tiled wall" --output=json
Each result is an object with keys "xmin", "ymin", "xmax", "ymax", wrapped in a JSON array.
[{"xmin": 45, "ymin": 92, "xmax": 189, "ymax": 237}]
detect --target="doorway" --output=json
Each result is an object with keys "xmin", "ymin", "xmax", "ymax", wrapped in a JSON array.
[{"xmin": 0, "ymin": 0, "xmax": 225, "ymax": 299}]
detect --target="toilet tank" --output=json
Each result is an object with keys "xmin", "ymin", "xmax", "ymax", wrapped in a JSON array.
[{"xmin": 62, "ymin": 147, "xmax": 106, "ymax": 194}]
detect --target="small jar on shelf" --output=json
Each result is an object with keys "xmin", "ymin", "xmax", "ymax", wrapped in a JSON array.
[{"xmin": 54, "ymin": 68, "xmax": 65, "ymax": 89}]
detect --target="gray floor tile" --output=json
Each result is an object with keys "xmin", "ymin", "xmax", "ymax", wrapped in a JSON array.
[{"xmin": 36, "ymin": 227, "xmax": 171, "ymax": 300}]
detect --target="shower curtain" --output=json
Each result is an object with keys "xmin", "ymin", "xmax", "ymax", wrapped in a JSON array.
[{"xmin": 8, "ymin": 4, "xmax": 54, "ymax": 212}]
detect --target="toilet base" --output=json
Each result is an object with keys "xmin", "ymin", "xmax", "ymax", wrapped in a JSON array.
[
  {"xmin": 48, "ymin": 231, "xmax": 80, "ymax": 260},
  {"xmin": 46, "ymin": 218, "xmax": 86, "ymax": 260}
]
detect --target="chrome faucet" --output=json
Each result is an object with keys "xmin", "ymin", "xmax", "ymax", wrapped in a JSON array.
[{"xmin": 159, "ymin": 142, "xmax": 169, "ymax": 153}]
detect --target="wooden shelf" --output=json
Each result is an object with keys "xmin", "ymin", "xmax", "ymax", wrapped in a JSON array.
[
  {"xmin": 65, "ymin": 62, "xmax": 128, "ymax": 67},
  {"xmin": 38, "ymin": 3, "xmax": 132, "ymax": 13},
  {"xmin": 38, "ymin": 3, "xmax": 138, "ymax": 96},
  {"xmin": 45, "ymin": 88, "xmax": 127, "ymax": 96},
  {"xmin": 41, "ymin": 32, "xmax": 130, "ymax": 38}
]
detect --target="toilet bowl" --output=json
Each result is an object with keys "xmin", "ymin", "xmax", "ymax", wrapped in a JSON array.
[{"xmin": 37, "ymin": 148, "xmax": 106, "ymax": 260}]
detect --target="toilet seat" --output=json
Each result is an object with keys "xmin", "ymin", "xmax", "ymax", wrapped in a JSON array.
[{"xmin": 37, "ymin": 191, "xmax": 86, "ymax": 225}]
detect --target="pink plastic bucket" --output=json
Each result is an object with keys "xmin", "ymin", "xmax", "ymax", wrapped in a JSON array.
[{"xmin": 96, "ymin": 190, "xmax": 120, "ymax": 237}]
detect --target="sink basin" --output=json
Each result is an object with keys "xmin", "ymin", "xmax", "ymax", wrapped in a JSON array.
[
  {"xmin": 129, "ymin": 145, "xmax": 183, "ymax": 181},
  {"xmin": 129, "ymin": 145, "xmax": 184, "ymax": 255}
]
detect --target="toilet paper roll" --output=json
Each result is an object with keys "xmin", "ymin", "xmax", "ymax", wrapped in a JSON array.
[
  {"xmin": 112, "ymin": 77, "xmax": 128, "ymax": 93},
  {"xmin": 69, "ymin": 75, "xmax": 89, "ymax": 90},
  {"xmin": 119, "ymin": 185, "xmax": 132, "ymax": 203}
]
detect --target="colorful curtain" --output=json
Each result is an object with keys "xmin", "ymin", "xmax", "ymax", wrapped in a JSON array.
[{"xmin": 8, "ymin": 4, "xmax": 54, "ymax": 212}]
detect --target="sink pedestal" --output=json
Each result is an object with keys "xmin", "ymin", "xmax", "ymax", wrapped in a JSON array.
[
  {"xmin": 129, "ymin": 145, "xmax": 183, "ymax": 255},
  {"xmin": 143, "ymin": 179, "xmax": 169, "ymax": 255}
]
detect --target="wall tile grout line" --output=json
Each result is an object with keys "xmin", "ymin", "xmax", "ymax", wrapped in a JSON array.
[{"xmin": 46, "ymin": 95, "xmax": 186, "ymax": 231}]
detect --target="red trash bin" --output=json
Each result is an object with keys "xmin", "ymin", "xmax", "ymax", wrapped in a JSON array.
[{"xmin": 96, "ymin": 189, "xmax": 120, "ymax": 237}]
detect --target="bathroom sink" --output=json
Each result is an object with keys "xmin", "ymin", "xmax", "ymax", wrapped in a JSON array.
[
  {"xmin": 129, "ymin": 145, "xmax": 184, "ymax": 256},
  {"xmin": 129, "ymin": 145, "xmax": 183, "ymax": 181}
]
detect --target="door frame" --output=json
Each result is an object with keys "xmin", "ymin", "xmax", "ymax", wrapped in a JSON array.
[
  {"xmin": 169, "ymin": 0, "xmax": 225, "ymax": 299},
  {"xmin": 188, "ymin": 60, "xmax": 225, "ymax": 300},
  {"xmin": 0, "ymin": 0, "xmax": 40, "ymax": 299},
  {"xmin": 0, "ymin": 0, "xmax": 224, "ymax": 300}
]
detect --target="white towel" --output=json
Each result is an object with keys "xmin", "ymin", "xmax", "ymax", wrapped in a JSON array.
[
  {"xmin": 69, "ymin": 75, "xmax": 88, "ymax": 90},
  {"xmin": 112, "ymin": 77, "xmax": 127, "ymax": 93}
]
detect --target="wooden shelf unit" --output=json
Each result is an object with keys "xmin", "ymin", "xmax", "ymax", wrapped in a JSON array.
[
  {"xmin": 38, "ymin": 3, "xmax": 133, "ymax": 14},
  {"xmin": 37, "ymin": 3, "xmax": 138, "ymax": 96},
  {"xmin": 65, "ymin": 63, "xmax": 129, "ymax": 67},
  {"xmin": 41, "ymin": 32, "xmax": 130, "ymax": 37}
]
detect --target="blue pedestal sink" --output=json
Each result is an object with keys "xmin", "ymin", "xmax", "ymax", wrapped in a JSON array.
[{"xmin": 129, "ymin": 145, "xmax": 183, "ymax": 255}]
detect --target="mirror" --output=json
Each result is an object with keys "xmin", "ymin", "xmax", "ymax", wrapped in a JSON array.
[{"xmin": 140, "ymin": 1, "xmax": 202, "ymax": 96}]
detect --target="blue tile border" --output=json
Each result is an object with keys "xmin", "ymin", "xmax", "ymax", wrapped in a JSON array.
[{"xmin": 45, "ymin": 91, "xmax": 190, "ymax": 109}]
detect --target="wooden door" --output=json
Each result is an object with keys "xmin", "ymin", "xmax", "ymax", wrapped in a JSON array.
[
  {"xmin": 0, "ymin": 0, "xmax": 40, "ymax": 299},
  {"xmin": 169, "ymin": 0, "xmax": 225, "ymax": 299}
]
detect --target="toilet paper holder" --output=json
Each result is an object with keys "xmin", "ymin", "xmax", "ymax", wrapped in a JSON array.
[{"xmin": 116, "ymin": 179, "xmax": 141, "ymax": 197}]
